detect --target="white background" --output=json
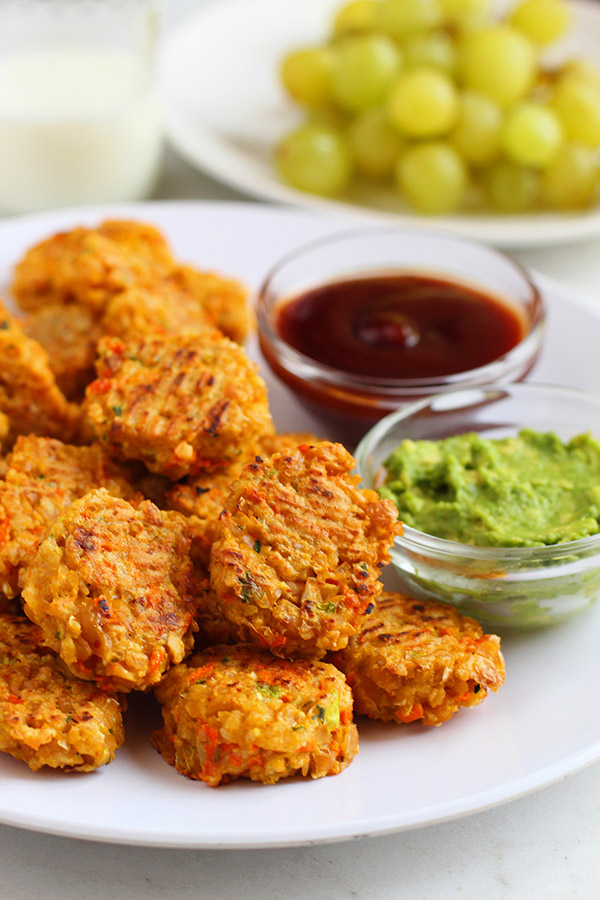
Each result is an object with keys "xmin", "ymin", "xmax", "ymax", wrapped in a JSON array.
[{"xmin": 1, "ymin": 1, "xmax": 600, "ymax": 897}]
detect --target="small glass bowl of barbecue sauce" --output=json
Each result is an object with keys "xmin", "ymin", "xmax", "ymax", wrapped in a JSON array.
[{"xmin": 257, "ymin": 229, "xmax": 546, "ymax": 444}]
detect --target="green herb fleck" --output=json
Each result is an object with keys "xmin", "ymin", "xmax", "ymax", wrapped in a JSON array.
[
  {"xmin": 253, "ymin": 539, "xmax": 261, "ymax": 554},
  {"xmin": 238, "ymin": 571, "xmax": 263, "ymax": 604},
  {"xmin": 318, "ymin": 601, "xmax": 337, "ymax": 614},
  {"xmin": 214, "ymin": 746, "xmax": 220, "ymax": 762},
  {"xmin": 65, "ymin": 715, "xmax": 74, "ymax": 724},
  {"xmin": 112, "ymin": 405, "xmax": 123, "ymax": 416},
  {"xmin": 313, "ymin": 705, "xmax": 326, "ymax": 723},
  {"xmin": 257, "ymin": 683, "xmax": 282, "ymax": 698},
  {"xmin": 474, "ymin": 684, "xmax": 481, "ymax": 694},
  {"xmin": 292, "ymin": 725, "xmax": 305, "ymax": 732}
]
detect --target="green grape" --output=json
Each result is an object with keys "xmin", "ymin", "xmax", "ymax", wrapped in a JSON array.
[
  {"xmin": 332, "ymin": 34, "xmax": 401, "ymax": 112},
  {"xmin": 275, "ymin": 124, "xmax": 353, "ymax": 195},
  {"xmin": 375, "ymin": 0, "xmax": 443, "ymax": 40},
  {"xmin": 510, "ymin": 0, "xmax": 571, "ymax": 46},
  {"xmin": 440, "ymin": 0, "xmax": 490, "ymax": 28},
  {"xmin": 349, "ymin": 108, "xmax": 404, "ymax": 177},
  {"xmin": 541, "ymin": 143, "xmax": 598, "ymax": 208},
  {"xmin": 501, "ymin": 101, "xmax": 563, "ymax": 168},
  {"xmin": 395, "ymin": 141, "xmax": 468, "ymax": 212},
  {"xmin": 333, "ymin": 0, "xmax": 377, "ymax": 34},
  {"xmin": 486, "ymin": 160, "xmax": 540, "ymax": 211},
  {"xmin": 451, "ymin": 90, "xmax": 502, "ymax": 165},
  {"xmin": 458, "ymin": 26, "xmax": 537, "ymax": 107},
  {"xmin": 552, "ymin": 76, "xmax": 600, "ymax": 147},
  {"xmin": 403, "ymin": 31, "xmax": 457, "ymax": 74},
  {"xmin": 280, "ymin": 47, "xmax": 336, "ymax": 107},
  {"xmin": 387, "ymin": 67, "xmax": 459, "ymax": 137}
]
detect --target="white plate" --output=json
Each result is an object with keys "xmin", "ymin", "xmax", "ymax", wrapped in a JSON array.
[
  {"xmin": 162, "ymin": 0, "xmax": 600, "ymax": 249},
  {"xmin": 1, "ymin": 200, "xmax": 600, "ymax": 849}
]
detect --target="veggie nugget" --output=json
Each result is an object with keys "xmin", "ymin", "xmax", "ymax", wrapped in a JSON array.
[
  {"xmin": 165, "ymin": 433, "xmax": 315, "ymax": 523},
  {"xmin": 101, "ymin": 284, "xmax": 217, "ymax": 345},
  {"xmin": 0, "ymin": 436, "xmax": 136, "ymax": 598},
  {"xmin": 331, "ymin": 591, "xmax": 505, "ymax": 726},
  {"xmin": 24, "ymin": 302, "xmax": 102, "ymax": 400},
  {"xmin": 210, "ymin": 441, "xmax": 401, "ymax": 658},
  {"xmin": 12, "ymin": 221, "xmax": 172, "ymax": 315},
  {"xmin": 165, "ymin": 433, "xmax": 319, "ymax": 568},
  {"xmin": 152, "ymin": 644, "xmax": 358, "ymax": 786},
  {"xmin": 165, "ymin": 265, "xmax": 252, "ymax": 345},
  {"xmin": 21, "ymin": 489, "xmax": 199, "ymax": 692},
  {"xmin": 0, "ymin": 614, "xmax": 124, "ymax": 772},
  {"xmin": 85, "ymin": 332, "xmax": 272, "ymax": 480},
  {"xmin": 0, "ymin": 301, "xmax": 79, "ymax": 443}
]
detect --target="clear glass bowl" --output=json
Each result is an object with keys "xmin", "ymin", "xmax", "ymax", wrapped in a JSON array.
[
  {"xmin": 257, "ymin": 228, "xmax": 546, "ymax": 445},
  {"xmin": 355, "ymin": 383, "xmax": 600, "ymax": 629}
]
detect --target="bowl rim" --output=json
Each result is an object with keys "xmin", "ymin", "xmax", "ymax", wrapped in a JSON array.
[
  {"xmin": 256, "ymin": 225, "xmax": 546, "ymax": 393},
  {"xmin": 355, "ymin": 381, "xmax": 600, "ymax": 560}
]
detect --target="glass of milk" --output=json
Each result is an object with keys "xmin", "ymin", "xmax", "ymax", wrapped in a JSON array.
[{"xmin": 0, "ymin": 0, "xmax": 163, "ymax": 214}]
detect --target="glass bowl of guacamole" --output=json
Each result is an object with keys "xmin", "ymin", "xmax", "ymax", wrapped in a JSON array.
[{"xmin": 355, "ymin": 383, "xmax": 600, "ymax": 629}]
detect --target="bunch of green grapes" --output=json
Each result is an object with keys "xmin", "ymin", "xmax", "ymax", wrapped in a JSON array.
[{"xmin": 275, "ymin": 0, "xmax": 600, "ymax": 214}]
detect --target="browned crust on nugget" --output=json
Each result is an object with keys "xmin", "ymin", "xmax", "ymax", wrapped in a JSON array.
[
  {"xmin": 0, "ymin": 436, "xmax": 137, "ymax": 599},
  {"xmin": 96, "ymin": 220, "xmax": 175, "ymax": 272},
  {"xmin": 0, "ymin": 301, "xmax": 79, "ymax": 443},
  {"xmin": 21, "ymin": 488, "xmax": 199, "ymax": 692},
  {"xmin": 12, "ymin": 228, "xmax": 152, "ymax": 314},
  {"xmin": 152, "ymin": 643, "xmax": 358, "ymax": 786},
  {"xmin": 165, "ymin": 265, "xmax": 253, "ymax": 344},
  {"xmin": 165, "ymin": 434, "xmax": 319, "ymax": 567},
  {"xmin": 85, "ymin": 333, "xmax": 272, "ymax": 480},
  {"xmin": 24, "ymin": 302, "xmax": 103, "ymax": 400},
  {"xmin": 330, "ymin": 591, "xmax": 505, "ymax": 726},
  {"xmin": 210, "ymin": 441, "xmax": 401, "ymax": 658},
  {"xmin": 101, "ymin": 283, "xmax": 217, "ymax": 345},
  {"xmin": 0, "ymin": 614, "xmax": 124, "ymax": 771}
]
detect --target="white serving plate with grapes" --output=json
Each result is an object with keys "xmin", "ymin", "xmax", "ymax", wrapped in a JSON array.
[{"xmin": 162, "ymin": 0, "xmax": 600, "ymax": 248}]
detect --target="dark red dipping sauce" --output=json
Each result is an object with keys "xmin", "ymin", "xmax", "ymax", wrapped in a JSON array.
[{"xmin": 276, "ymin": 274, "xmax": 527, "ymax": 380}]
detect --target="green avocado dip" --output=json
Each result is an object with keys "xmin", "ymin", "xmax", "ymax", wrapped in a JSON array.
[{"xmin": 378, "ymin": 429, "xmax": 600, "ymax": 548}]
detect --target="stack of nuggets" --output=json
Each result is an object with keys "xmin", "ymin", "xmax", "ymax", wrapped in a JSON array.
[{"xmin": 0, "ymin": 218, "xmax": 505, "ymax": 788}]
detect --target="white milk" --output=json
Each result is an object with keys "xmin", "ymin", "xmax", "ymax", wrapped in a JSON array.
[{"xmin": 0, "ymin": 48, "xmax": 162, "ymax": 213}]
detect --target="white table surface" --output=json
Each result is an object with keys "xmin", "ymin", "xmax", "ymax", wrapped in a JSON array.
[{"xmin": 2, "ymin": 1, "xmax": 600, "ymax": 897}]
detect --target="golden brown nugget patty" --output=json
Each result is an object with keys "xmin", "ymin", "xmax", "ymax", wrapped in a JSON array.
[
  {"xmin": 0, "ymin": 614, "xmax": 124, "ymax": 772},
  {"xmin": 101, "ymin": 284, "xmax": 217, "ymax": 345},
  {"xmin": 96, "ymin": 220, "xmax": 175, "ymax": 272},
  {"xmin": 85, "ymin": 333, "xmax": 272, "ymax": 480},
  {"xmin": 0, "ymin": 302, "xmax": 79, "ymax": 443},
  {"xmin": 0, "ymin": 436, "xmax": 136, "ymax": 599},
  {"xmin": 21, "ymin": 489, "xmax": 199, "ymax": 692},
  {"xmin": 165, "ymin": 433, "xmax": 319, "ymax": 567},
  {"xmin": 210, "ymin": 441, "xmax": 401, "ymax": 658},
  {"xmin": 165, "ymin": 265, "xmax": 253, "ymax": 345},
  {"xmin": 24, "ymin": 302, "xmax": 103, "ymax": 400},
  {"xmin": 152, "ymin": 643, "xmax": 358, "ymax": 786},
  {"xmin": 330, "ymin": 592, "xmax": 505, "ymax": 726},
  {"xmin": 12, "ymin": 221, "xmax": 173, "ymax": 315}
]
